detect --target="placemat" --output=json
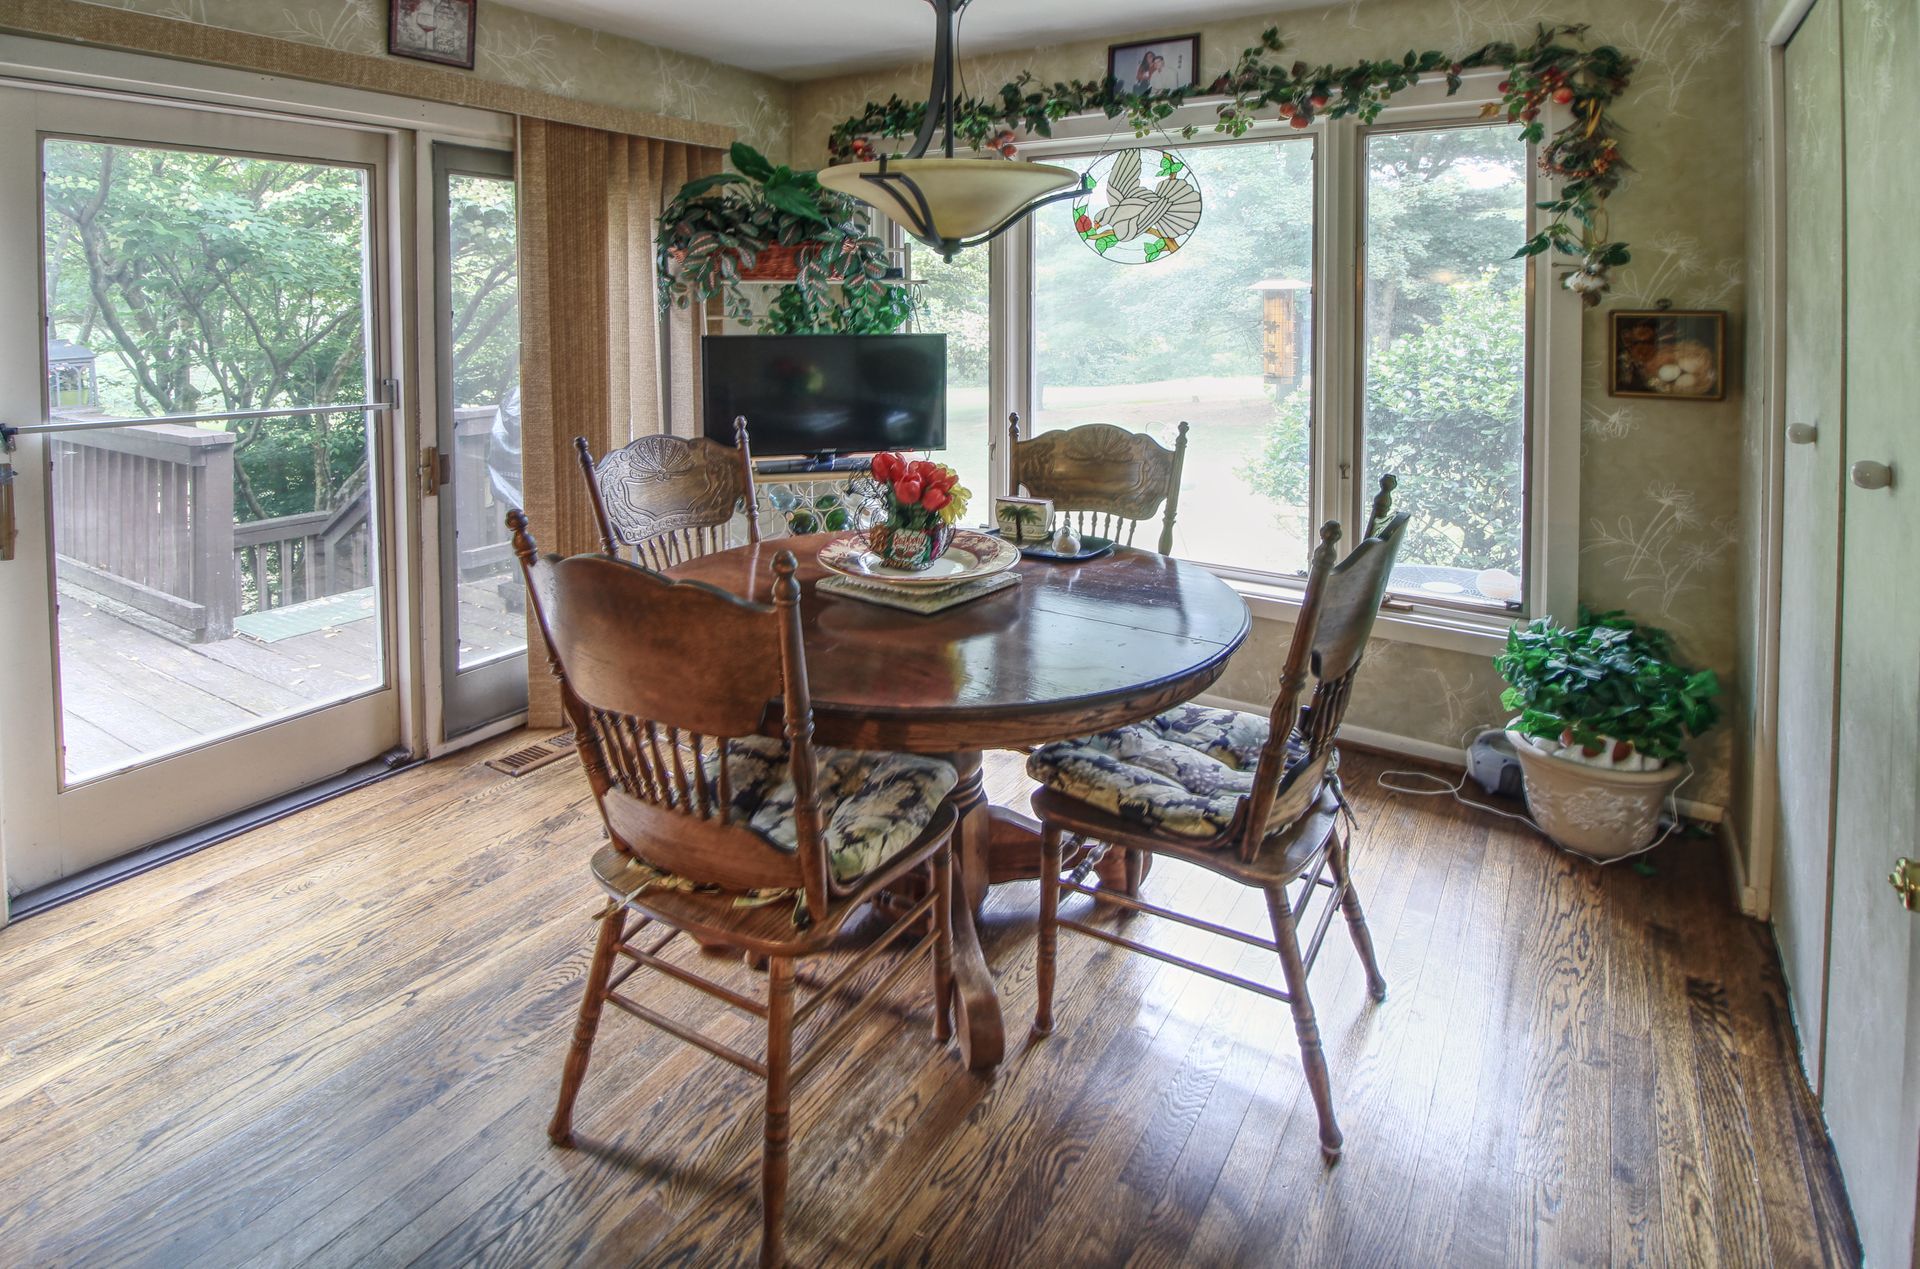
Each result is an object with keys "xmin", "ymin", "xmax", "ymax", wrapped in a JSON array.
[{"xmin": 817, "ymin": 570, "xmax": 1019, "ymax": 615}]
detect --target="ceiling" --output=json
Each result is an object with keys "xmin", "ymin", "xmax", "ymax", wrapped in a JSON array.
[{"xmin": 500, "ymin": 0, "xmax": 1307, "ymax": 80}]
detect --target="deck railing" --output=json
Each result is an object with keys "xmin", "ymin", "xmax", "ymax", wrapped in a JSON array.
[
  {"xmin": 52, "ymin": 408, "xmax": 509, "ymax": 643},
  {"xmin": 52, "ymin": 424, "xmax": 239, "ymax": 642}
]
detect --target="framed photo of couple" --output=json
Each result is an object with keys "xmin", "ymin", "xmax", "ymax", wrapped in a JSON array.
[{"xmin": 1108, "ymin": 34, "xmax": 1200, "ymax": 97}]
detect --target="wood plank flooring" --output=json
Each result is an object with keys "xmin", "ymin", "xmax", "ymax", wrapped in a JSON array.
[{"xmin": 0, "ymin": 737, "xmax": 1860, "ymax": 1266}]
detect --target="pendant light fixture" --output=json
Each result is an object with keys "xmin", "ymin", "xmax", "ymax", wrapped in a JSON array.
[{"xmin": 816, "ymin": 0, "xmax": 1081, "ymax": 260}]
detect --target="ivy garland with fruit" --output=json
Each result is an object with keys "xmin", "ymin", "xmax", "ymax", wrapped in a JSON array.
[{"xmin": 828, "ymin": 23, "xmax": 1636, "ymax": 302}]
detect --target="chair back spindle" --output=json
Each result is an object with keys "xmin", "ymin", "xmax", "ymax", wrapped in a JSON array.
[
  {"xmin": 510, "ymin": 512, "xmax": 830, "ymax": 921},
  {"xmin": 574, "ymin": 417, "xmax": 759, "ymax": 567},
  {"xmin": 1008, "ymin": 413, "xmax": 1188, "ymax": 554}
]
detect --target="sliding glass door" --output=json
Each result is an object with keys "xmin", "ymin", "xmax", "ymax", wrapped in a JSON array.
[
  {"xmin": 0, "ymin": 86, "xmax": 401, "ymax": 897},
  {"xmin": 431, "ymin": 143, "xmax": 523, "ymax": 736}
]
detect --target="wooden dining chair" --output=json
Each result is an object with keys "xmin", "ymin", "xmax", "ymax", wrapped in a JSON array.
[
  {"xmin": 573, "ymin": 416, "xmax": 759, "ymax": 569},
  {"xmin": 1007, "ymin": 412, "xmax": 1189, "ymax": 554},
  {"xmin": 1026, "ymin": 476, "xmax": 1408, "ymax": 1162},
  {"xmin": 508, "ymin": 511, "xmax": 958, "ymax": 1267}
]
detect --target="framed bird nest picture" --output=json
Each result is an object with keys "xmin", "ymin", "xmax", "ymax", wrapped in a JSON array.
[{"xmin": 1608, "ymin": 309, "xmax": 1726, "ymax": 400}]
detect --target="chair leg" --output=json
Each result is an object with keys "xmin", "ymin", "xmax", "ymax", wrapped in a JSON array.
[
  {"xmin": 1122, "ymin": 847, "xmax": 1144, "ymax": 898},
  {"xmin": 761, "ymin": 956, "xmax": 796, "ymax": 1268},
  {"xmin": 932, "ymin": 844, "xmax": 955, "ymax": 1044},
  {"xmin": 1326, "ymin": 829, "xmax": 1388, "ymax": 1002},
  {"xmin": 1033, "ymin": 823, "xmax": 1065, "ymax": 1038},
  {"xmin": 548, "ymin": 906, "xmax": 624, "ymax": 1146},
  {"xmin": 1265, "ymin": 886, "xmax": 1343, "ymax": 1163}
]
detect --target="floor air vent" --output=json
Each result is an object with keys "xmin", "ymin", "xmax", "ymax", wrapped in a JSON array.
[{"xmin": 484, "ymin": 731, "xmax": 576, "ymax": 778}]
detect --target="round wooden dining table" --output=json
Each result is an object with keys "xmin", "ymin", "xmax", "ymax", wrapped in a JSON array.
[{"xmin": 668, "ymin": 532, "xmax": 1252, "ymax": 1071}]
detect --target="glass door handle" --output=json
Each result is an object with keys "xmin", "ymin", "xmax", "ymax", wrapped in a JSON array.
[{"xmin": 1786, "ymin": 422, "xmax": 1817, "ymax": 445}]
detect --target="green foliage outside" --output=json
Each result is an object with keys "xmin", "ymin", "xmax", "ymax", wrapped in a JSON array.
[
  {"xmin": 1496, "ymin": 608, "xmax": 1721, "ymax": 761},
  {"xmin": 913, "ymin": 245, "xmax": 990, "ymax": 388},
  {"xmin": 42, "ymin": 141, "xmax": 517, "ymax": 524},
  {"xmin": 1244, "ymin": 274, "xmax": 1524, "ymax": 571}
]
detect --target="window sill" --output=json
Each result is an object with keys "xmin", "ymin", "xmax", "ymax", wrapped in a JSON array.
[{"xmin": 1216, "ymin": 572, "xmax": 1513, "ymax": 659}]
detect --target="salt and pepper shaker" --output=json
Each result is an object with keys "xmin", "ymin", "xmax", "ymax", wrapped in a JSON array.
[{"xmin": 1051, "ymin": 520, "xmax": 1082, "ymax": 556}]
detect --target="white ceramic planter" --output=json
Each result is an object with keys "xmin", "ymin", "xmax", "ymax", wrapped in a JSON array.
[{"xmin": 1506, "ymin": 729, "xmax": 1684, "ymax": 860}]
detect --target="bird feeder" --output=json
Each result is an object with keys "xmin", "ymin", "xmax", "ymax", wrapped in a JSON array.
[{"xmin": 1250, "ymin": 279, "xmax": 1311, "ymax": 395}]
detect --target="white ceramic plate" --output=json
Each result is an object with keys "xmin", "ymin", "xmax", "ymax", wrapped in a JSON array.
[{"xmin": 816, "ymin": 529, "xmax": 1020, "ymax": 587}]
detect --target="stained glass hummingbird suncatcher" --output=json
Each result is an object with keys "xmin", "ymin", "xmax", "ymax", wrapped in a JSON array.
[{"xmin": 1071, "ymin": 148, "xmax": 1203, "ymax": 264}]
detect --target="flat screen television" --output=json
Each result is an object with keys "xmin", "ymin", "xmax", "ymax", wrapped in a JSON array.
[{"xmin": 701, "ymin": 334, "xmax": 947, "ymax": 461}]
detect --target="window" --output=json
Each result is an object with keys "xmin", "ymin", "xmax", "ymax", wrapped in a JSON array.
[
  {"xmin": 964, "ymin": 84, "xmax": 1567, "ymax": 632},
  {"xmin": 1033, "ymin": 138, "xmax": 1316, "ymax": 574},
  {"xmin": 911, "ymin": 246, "xmax": 992, "ymax": 507},
  {"xmin": 1359, "ymin": 125, "xmax": 1528, "ymax": 607}
]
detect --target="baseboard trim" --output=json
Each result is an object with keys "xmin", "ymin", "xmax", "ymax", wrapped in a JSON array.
[
  {"xmin": 1721, "ymin": 814, "xmax": 1765, "ymax": 918},
  {"xmin": 1194, "ymin": 691, "xmax": 1728, "ymax": 824}
]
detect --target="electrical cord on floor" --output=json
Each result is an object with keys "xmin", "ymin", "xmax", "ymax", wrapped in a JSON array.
[{"xmin": 1374, "ymin": 761, "xmax": 1696, "ymax": 869}]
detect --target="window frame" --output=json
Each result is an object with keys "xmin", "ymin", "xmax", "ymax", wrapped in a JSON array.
[{"xmin": 990, "ymin": 69, "xmax": 1580, "ymax": 651}]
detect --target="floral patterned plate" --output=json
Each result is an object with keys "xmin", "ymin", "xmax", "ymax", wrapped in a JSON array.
[{"xmin": 816, "ymin": 529, "xmax": 1020, "ymax": 588}]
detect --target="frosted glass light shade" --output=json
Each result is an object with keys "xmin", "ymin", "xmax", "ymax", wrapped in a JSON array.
[{"xmin": 817, "ymin": 157, "xmax": 1080, "ymax": 245}]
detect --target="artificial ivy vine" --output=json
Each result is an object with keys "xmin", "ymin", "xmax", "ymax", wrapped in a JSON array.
[{"xmin": 828, "ymin": 24, "xmax": 1636, "ymax": 302}]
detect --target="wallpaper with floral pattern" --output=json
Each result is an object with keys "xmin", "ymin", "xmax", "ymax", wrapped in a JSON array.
[
  {"xmin": 793, "ymin": 0, "xmax": 1751, "ymax": 816},
  {"xmin": 77, "ymin": 0, "xmax": 796, "ymax": 159}
]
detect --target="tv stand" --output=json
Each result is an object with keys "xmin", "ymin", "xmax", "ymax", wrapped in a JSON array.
[{"xmin": 752, "ymin": 453, "xmax": 873, "ymax": 476}]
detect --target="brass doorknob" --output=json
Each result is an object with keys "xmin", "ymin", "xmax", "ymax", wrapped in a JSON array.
[{"xmin": 1891, "ymin": 858, "xmax": 1920, "ymax": 911}]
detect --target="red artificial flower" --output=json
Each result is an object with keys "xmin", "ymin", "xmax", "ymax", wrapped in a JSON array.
[
  {"xmin": 895, "ymin": 477, "xmax": 923, "ymax": 504},
  {"xmin": 872, "ymin": 451, "xmax": 899, "ymax": 481},
  {"xmin": 922, "ymin": 485, "xmax": 950, "ymax": 512}
]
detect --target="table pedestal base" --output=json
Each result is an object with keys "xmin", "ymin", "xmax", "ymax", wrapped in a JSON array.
[{"xmin": 940, "ymin": 753, "xmax": 1144, "ymax": 1071}]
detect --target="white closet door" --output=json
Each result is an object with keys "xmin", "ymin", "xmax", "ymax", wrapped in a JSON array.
[{"xmin": 1823, "ymin": 0, "xmax": 1920, "ymax": 1260}]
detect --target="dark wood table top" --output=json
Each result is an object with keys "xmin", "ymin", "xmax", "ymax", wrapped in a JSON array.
[{"xmin": 667, "ymin": 533, "xmax": 1251, "ymax": 753}]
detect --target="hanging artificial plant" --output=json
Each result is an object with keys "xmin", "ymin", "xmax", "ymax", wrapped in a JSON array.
[
  {"xmin": 828, "ymin": 24, "xmax": 1636, "ymax": 303},
  {"xmin": 657, "ymin": 141, "xmax": 911, "ymax": 330}
]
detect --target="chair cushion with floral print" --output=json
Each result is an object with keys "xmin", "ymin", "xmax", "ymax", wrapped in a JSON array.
[
  {"xmin": 1027, "ymin": 703, "xmax": 1318, "ymax": 841},
  {"xmin": 708, "ymin": 737, "xmax": 958, "ymax": 885}
]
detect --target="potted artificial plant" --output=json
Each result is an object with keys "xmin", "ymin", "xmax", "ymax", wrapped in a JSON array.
[
  {"xmin": 1495, "ymin": 609, "xmax": 1720, "ymax": 859},
  {"xmin": 657, "ymin": 141, "xmax": 908, "ymax": 332}
]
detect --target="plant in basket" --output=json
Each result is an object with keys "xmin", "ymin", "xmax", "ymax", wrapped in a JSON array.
[
  {"xmin": 1494, "ymin": 608, "xmax": 1720, "ymax": 859},
  {"xmin": 656, "ymin": 141, "xmax": 905, "ymax": 331},
  {"xmin": 863, "ymin": 453, "xmax": 972, "ymax": 571}
]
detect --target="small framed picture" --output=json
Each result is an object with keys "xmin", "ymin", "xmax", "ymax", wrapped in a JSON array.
[
  {"xmin": 994, "ymin": 496, "xmax": 1055, "ymax": 544},
  {"xmin": 1108, "ymin": 34, "xmax": 1201, "ymax": 96},
  {"xmin": 389, "ymin": 0, "xmax": 477, "ymax": 70},
  {"xmin": 1608, "ymin": 309, "xmax": 1727, "ymax": 400}
]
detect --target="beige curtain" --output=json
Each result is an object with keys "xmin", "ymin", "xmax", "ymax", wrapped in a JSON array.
[{"xmin": 517, "ymin": 118, "xmax": 721, "ymax": 723}]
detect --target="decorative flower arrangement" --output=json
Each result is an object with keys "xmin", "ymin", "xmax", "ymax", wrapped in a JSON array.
[
  {"xmin": 863, "ymin": 452, "xmax": 973, "ymax": 570},
  {"xmin": 828, "ymin": 24, "xmax": 1637, "ymax": 303}
]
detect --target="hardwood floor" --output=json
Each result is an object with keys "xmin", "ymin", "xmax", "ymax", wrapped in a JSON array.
[{"xmin": 0, "ymin": 736, "xmax": 1858, "ymax": 1266}]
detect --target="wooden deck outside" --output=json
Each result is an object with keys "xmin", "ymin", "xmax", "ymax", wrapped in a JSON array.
[
  {"xmin": 54, "ymin": 579, "xmax": 525, "ymax": 782},
  {"xmin": 0, "ymin": 740, "xmax": 1860, "ymax": 1266}
]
